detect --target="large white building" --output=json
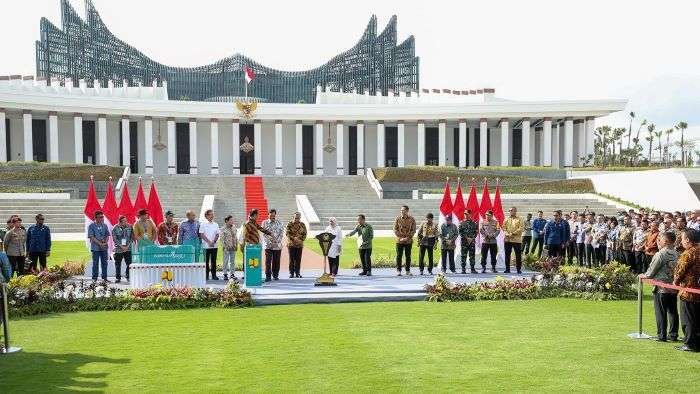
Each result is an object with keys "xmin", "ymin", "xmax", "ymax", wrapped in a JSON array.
[{"xmin": 0, "ymin": 78, "xmax": 626, "ymax": 175}]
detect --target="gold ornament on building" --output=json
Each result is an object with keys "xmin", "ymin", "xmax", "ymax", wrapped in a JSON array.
[
  {"xmin": 235, "ymin": 100, "xmax": 258, "ymax": 120},
  {"xmin": 240, "ymin": 136, "xmax": 254, "ymax": 153}
]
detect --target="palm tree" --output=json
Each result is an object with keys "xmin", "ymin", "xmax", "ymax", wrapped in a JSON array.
[
  {"xmin": 675, "ymin": 121, "xmax": 688, "ymax": 166},
  {"xmin": 664, "ymin": 128, "xmax": 674, "ymax": 165},
  {"xmin": 595, "ymin": 126, "xmax": 612, "ymax": 166},
  {"xmin": 646, "ymin": 123, "xmax": 655, "ymax": 166},
  {"xmin": 627, "ymin": 112, "xmax": 635, "ymax": 151},
  {"xmin": 613, "ymin": 127, "xmax": 626, "ymax": 165},
  {"xmin": 655, "ymin": 130, "xmax": 664, "ymax": 164},
  {"xmin": 633, "ymin": 119, "xmax": 647, "ymax": 165}
]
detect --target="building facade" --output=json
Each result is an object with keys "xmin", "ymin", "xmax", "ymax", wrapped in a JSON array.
[
  {"xmin": 0, "ymin": 79, "xmax": 626, "ymax": 174},
  {"xmin": 36, "ymin": 0, "xmax": 419, "ymax": 103}
]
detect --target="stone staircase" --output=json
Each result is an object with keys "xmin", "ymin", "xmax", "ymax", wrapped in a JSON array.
[
  {"xmin": 128, "ymin": 175, "xmax": 245, "ymax": 225},
  {"xmin": 0, "ymin": 199, "xmax": 86, "ymax": 233}
]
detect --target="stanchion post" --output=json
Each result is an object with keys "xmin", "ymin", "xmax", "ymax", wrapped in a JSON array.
[
  {"xmin": 1, "ymin": 282, "xmax": 22, "ymax": 354},
  {"xmin": 628, "ymin": 276, "xmax": 651, "ymax": 339}
]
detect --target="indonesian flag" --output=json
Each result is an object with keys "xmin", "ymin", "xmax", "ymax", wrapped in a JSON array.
[
  {"xmin": 438, "ymin": 179, "xmax": 453, "ymax": 227},
  {"xmin": 83, "ymin": 176, "xmax": 102, "ymax": 250},
  {"xmin": 118, "ymin": 182, "xmax": 135, "ymax": 225},
  {"xmin": 243, "ymin": 66, "xmax": 255, "ymax": 84},
  {"xmin": 101, "ymin": 177, "xmax": 119, "ymax": 257},
  {"xmin": 133, "ymin": 177, "xmax": 148, "ymax": 222},
  {"xmin": 466, "ymin": 180, "xmax": 480, "ymax": 221},
  {"xmin": 475, "ymin": 180, "xmax": 493, "ymax": 252},
  {"xmin": 147, "ymin": 179, "xmax": 165, "ymax": 228},
  {"xmin": 452, "ymin": 179, "xmax": 466, "ymax": 259},
  {"xmin": 493, "ymin": 179, "xmax": 506, "ymax": 266}
]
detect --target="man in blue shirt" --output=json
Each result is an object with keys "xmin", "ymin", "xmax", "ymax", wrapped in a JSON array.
[
  {"xmin": 26, "ymin": 213, "xmax": 52, "ymax": 272},
  {"xmin": 87, "ymin": 210, "xmax": 110, "ymax": 282},
  {"xmin": 531, "ymin": 210, "xmax": 547, "ymax": 257},
  {"xmin": 544, "ymin": 210, "xmax": 570, "ymax": 258},
  {"xmin": 178, "ymin": 210, "xmax": 200, "ymax": 245}
]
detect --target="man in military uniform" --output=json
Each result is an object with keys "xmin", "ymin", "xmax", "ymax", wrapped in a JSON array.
[{"xmin": 458, "ymin": 209, "xmax": 478, "ymax": 274}]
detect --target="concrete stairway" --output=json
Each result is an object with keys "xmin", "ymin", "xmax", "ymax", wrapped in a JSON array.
[{"xmin": 0, "ymin": 199, "xmax": 86, "ymax": 233}]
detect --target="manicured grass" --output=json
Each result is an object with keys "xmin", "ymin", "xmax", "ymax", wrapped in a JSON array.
[
  {"xmin": 0, "ymin": 162, "xmax": 123, "ymax": 181},
  {"xmin": 50, "ymin": 240, "xmax": 91, "ymax": 266},
  {"xmin": 422, "ymin": 178, "xmax": 595, "ymax": 194},
  {"xmin": 1, "ymin": 299, "xmax": 697, "ymax": 392}
]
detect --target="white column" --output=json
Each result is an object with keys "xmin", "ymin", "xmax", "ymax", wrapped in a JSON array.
[
  {"xmin": 438, "ymin": 121, "xmax": 446, "ymax": 166},
  {"xmin": 543, "ymin": 118, "xmax": 552, "ymax": 167},
  {"xmin": 575, "ymin": 120, "xmax": 585, "ymax": 167},
  {"xmin": 397, "ymin": 121, "xmax": 405, "ymax": 167},
  {"xmin": 357, "ymin": 122, "xmax": 365, "ymax": 175},
  {"xmin": 210, "ymin": 119, "xmax": 219, "ymax": 174},
  {"xmin": 521, "ymin": 118, "xmax": 531, "ymax": 167},
  {"xmin": 468, "ymin": 125, "xmax": 475, "ymax": 167},
  {"xmin": 0, "ymin": 110, "xmax": 6, "ymax": 162},
  {"xmin": 121, "ymin": 117, "xmax": 130, "ymax": 167},
  {"xmin": 479, "ymin": 118, "xmax": 488, "ymax": 167},
  {"xmin": 188, "ymin": 119, "xmax": 198, "ymax": 174},
  {"xmin": 97, "ymin": 115, "xmax": 107, "ymax": 165},
  {"xmin": 144, "ymin": 117, "xmax": 153, "ymax": 174},
  {"xmin": 458, "ymin": 120, "xmax": 467, "ymax": 168},
  {"xmin": 377, "ymin": 122, "xmax": 385, "ymax": 167},
  {"xmin": 274, "ymin": 121, "xmax": 283, "ymax": 175},
  {"xmin": 315, "ymin": 122, "xmax": 324, "ymax": 175},
  {"xmin": 73, "ymin": 114, "xmax": 83, "ymax": 164},
  {"xmin": 254, "ymin": 121, "xmax": 262, "ymax": 175},
  {"xmin": 49, "ymin": 112, "xmax": 59, "ymax": 163},
  {"xmin": 295, "ymin": 122, "xmax": 303, "ymax": 175},
  {"xmin": 23, "ymin": 111, "xmax": 32, "ymax": 162},
  {"xmin": 564, "ymin": 117, "xmax": 574, "ymax": 168},
  {"xmin": 417, "ymin": 121, "xmax": 425, "ymax": 166},
  {"xmin": 500, "ymin": 118, "xmax": 510, "ymax": 167},
  {"xmin": 167, "ymin": 118, "xmax": 176, "ymax": 174},
  {"xmin": 552, "ymin": 122, "xmax": 560, "ymax": 168},
  {"xmin": 585, "ymin": 117, "xmax": 595, "ymax": 160},
  {"xmin": 232, "ymin": 120, "xmax": 240, "ymax": 175},
  {"xmin": 336, "ymin": 122, "xmax": 344, "ymax": 174}
]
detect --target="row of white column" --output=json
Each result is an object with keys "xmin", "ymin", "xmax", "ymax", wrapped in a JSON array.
[{"xmin": 0, "ymin": 111, "xmax": 595, "ymax": 170}]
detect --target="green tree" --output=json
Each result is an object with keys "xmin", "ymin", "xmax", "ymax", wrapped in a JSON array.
[
  {"xmin": 675, "ymin": 121, "xmax": 688, "ymax": 166},
  {"xmin": 664, "ymin": 128, "xmax": 674, "ymax": 165},
  {"xmin": 655, "ymin": 130, "xmax": 664, "ymax": 164},
  {"xmin": 646, "ymin": 123, "xmax": 655, "ymax": 166}
]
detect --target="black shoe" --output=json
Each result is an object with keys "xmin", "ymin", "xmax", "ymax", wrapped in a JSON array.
[
  {"xmin": 491, "ymin": 267, "xmax": 498, "ymax": 273},
  {"xmin": 470, "ymin": 269, "xmax": 478, "ymax": 274},
  {"xmin": 224, "ymin": 274, "xmax": 229, "ymax": 281},
  {"xmin": 212, "ymin": 276, "xmax": 220, "ymax": 281},
  {"xmin": 461, "ymin": 270, "xmax": 467, "ymax": 274},
  {"xmin": 674, "ymin": 345, "xmax": 697, "ymax": 352},
  {"xmin": 366, "ymin": 272, "xmax": 372, "ymax": 276},
  {"xmin": 359, "ymin": 271, "xmax": 367, "ymax": 276},
  {"xmin": 264, "ymin": 278, "xmax": 271, "ymax": 283},
  {"xmin": 516, "ymin": 270, "xmax": 522, "ymax": 274},
  {"xmin": 115, "ymin": 279, "xmax": 121, "ymax": 283},
  {"xmin": 427, "ymin": 271, "xmax": 433, "ymax": 275},
  {"xmin": 419, "ymin": 271, "xmax": 424, "ymax": 275},
  {"xmin": 481, "ymin": 267, "xmax": 486, "ymax": 274},
  {"xmin": 290, "ymin": 274, "xmax": 295, "ymax": 279},
  {"xmin": 273, "ymin": 277, "xmax": 279, "ymax": 281},
  {"xmin": 504, "ymin": 270, "xmax": 511, "ymax": 273},
  {"xmin": 450, "ymin": 270, "xmax": 456, "ymax": 274},
  {"xmin": 651, "ymin": 336, "xmax": 667, "ymax": 342},
  {"xmin": 296, "ymin": 274, "xmax": 302, "ymax": 278},
  {"xmin": 397, "ymin": 271, "xmax": 402, "ymax": 277},
  {"xmin": 669, "ymin": 337, "xmax": 680, "ymax": 342}
]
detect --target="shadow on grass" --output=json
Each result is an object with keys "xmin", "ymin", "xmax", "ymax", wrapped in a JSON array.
[{"xmin": 0, "ymin": 351, "xmax": 129, "ymax": 392}]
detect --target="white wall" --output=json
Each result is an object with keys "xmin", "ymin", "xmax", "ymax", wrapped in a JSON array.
[
  {"xmin": 404, "ymin": 123, "xmax": 417, "ymax": 166},
  {"xmin": 57, "ymin": 117, "xmax": 74, "ymax": 163},
  {"xmin": 9, "ymin": 118, "xmax": 23, "ymax": 161}
]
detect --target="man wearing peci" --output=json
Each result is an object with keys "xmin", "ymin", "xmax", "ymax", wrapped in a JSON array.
[
  {"xmin": 458, "ymin": 210, "xmax": 478, "ymax": 274},
  {"xmin": 286, "ymin": 212, "xmax": 307, "ymax": 279},
  {"xmin": 544, "ymin": 210, "xmax": 569, "ymax": 258},
  {"xmin": 531, "ymin": 211, "xmax": 547, "ymax": 257},
  {"xmin": 347, "ymin": 214, "xmax": 374, "ymax": 276},
  {"xmin": 393, "ymin": 205, "xmax": 416, "ymax": 276},
  {"xmin": 262, "ymin": 209, "xmax": 284, "ymax": 282},
  {"xmin": 503, "ymin": 207, "xmax": 524, "ymax": 274},
  {"xmin": 26, "ymin": 213, "xmax": 51, "ymax": 272}
]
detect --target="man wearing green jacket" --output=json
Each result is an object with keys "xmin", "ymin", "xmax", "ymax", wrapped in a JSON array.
[{"xmin": 347, "ymin": 214, "xmax": 374, "ymax": 276}]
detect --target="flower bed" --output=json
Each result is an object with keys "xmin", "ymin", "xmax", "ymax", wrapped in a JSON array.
[
  {"xmin": 425, "ymin": 261, "xmax": 636, "ymax": 302},
  {"xmin": 5, "ymin": 263, "xmax": 253, "ymax": 317}
]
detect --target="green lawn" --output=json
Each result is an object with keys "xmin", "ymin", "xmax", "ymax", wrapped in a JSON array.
[{"xmin": 2, "ymin": 299, "xmax": 697, "ymax": 392}]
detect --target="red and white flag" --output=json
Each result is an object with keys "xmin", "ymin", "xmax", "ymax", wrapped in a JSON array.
[
  {"xmin": 452, "ymin": 179, "xmax": 466, "ymax": 259},
  {"xmin": 133, "ymin": 177, "xmax": 148, "ymax": 222},
  {"xmin": 465, "ymin": 180, "xmax": 480, "ymax": 222},
  {"xmin": 147, "ymin": 179, "xmax": 164, "ymax": 229},
  {"xmin": 83, "ymin": 176, "xmax": 102, "ymax": 250},
  {"xmin": 438, "ymin": 179, "xmax": 453, "ymax": 227},
  {"xmin": 475, "ymin": 180, "xmax": 493, "ymax": 251},
  {"xmin": 101, "ymin": 177, "xmax": 119, "ymax": 256},
  {"xmin": 493, "ymin": 179, "xmax": 506, "ymax": 265},
  {"xmin": 118, "ymin": 181, "xmax": 135, "ymax": 225},
  {"xmin": 243, "ymin": 66, "xmax": 255, "ymax": 84}
]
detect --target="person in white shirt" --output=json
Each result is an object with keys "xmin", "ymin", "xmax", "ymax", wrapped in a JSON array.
[
  {"xmin": 325, "ymin": 217, "xmax": 343, "ymax": 277},
  {"xmin": 199, "ymin": 209, "xmax": 220, "ymax": 281}
]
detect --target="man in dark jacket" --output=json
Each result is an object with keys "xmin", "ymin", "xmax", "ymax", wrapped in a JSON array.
[
  {"xmin": 544, "ymin": 210, "xmax": 569, "ymax": 258},
  {"xmin": 531, "ymin": 211, "xmax": 547, "ymax": 257},
  {"xmin": 26, "ymin": 214, "xmax": 51, "ymax": 272},
  {"xmin": 643, "ymin": 231, "xmax": 679, "ymax": 342}
]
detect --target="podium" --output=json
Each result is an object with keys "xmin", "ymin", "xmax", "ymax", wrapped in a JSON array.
[{"xmin": 244, "ymin": 244, "xmax": 263, "ymax": 287}]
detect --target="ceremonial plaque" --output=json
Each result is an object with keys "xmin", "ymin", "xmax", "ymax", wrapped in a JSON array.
[
  {"xmin": 314, "ymin": 232, "xmax": 337, "ymax": 286},
  {"xmin": 244, "ymin": 244, "xmax": 263, "ymax": 287}
]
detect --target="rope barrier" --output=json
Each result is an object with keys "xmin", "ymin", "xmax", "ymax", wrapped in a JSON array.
[{"xmin": 629, "ymin": 276, "xmax": 700, "ymax": 340}]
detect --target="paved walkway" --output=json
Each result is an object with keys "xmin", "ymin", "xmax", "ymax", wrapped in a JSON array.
[{"xmin": 77, "ymin": 268, "xmax": 534, "ymax": 305}]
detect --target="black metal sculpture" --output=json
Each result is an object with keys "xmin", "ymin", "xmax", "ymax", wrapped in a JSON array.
[{"xmin": 36, "ymin": 0, "xmax": 420, "ymax": 103}]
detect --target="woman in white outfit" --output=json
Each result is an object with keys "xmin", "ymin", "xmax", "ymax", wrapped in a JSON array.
[{"xmin": 325, "ymin": 217, "xmax": 343, "ymax": 277}]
